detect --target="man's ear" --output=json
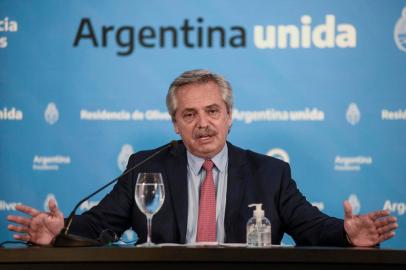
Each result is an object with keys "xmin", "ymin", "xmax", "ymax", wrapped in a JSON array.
[
  {"xmin": 227, "ymin": 110, "xmax": 233, "ymax": 128},
  {"xmin": 173, "ymin": 120, "xmax": 180, "ymax": 134}
]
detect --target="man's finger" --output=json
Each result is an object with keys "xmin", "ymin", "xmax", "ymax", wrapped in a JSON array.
[
  {"xmin": 8, "ymin": 224, "xmax": 29, "ymax": 233},
  {"xmin": 377, "ymin": 223, "xmax": 398, "ymax": 234},
  {"xmin": 368, "ymin": 210, "xmax": 390, "ymax": 220},
  {"xmin": 343, "ymin": 200, "xmax": 353, "ymax": 219},
  {"xmin": 7, "ymin": 215, "xmax": 31, "ymax": 226},
  {"xmin": 379, "ymin": 231, "xmax": 395, "ymax": 242},
  {"xmin": 48, "ymin": 198, "xmax": 62, "ymax": 218},
  {"xmin": 15, "ymin": 204, "xmax": 40, "ymax": 217},
  {"xmin": 375, "ymin": 216, "xmax": 397, "ymax": 227},
  {"xmin": 13, "ymin": 233, "xmax": 30, "ymax": 242}
]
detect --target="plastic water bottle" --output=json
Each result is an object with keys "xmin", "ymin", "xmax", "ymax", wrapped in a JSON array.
[{"xmin": 246, "ymin": 203, "xmax": 271, "ymax": 247}]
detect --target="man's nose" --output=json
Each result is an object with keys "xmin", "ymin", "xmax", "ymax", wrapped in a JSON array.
[{"xmin": 197, "ymin": 113, "xmax": 209, "ymax": 128}]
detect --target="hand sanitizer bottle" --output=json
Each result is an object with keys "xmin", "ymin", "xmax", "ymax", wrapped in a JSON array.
[{"xmin": 246, "ymin": 203, "xmax": 271, "ymax": 247}]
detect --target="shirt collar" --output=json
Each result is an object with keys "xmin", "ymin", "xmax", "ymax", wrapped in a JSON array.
[{"xmin": 186, "ymin": 143, "xmax": 228, "ymax": 175}]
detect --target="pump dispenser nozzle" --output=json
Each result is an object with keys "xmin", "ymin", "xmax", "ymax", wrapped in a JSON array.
[{"xmin": 249, "ymin": 203, "xmax": 265, "ymax": 222}]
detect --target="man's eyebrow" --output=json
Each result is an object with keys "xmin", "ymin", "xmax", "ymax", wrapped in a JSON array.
[
  {"xmin": 181, "ymin": 108, "xmax": 197, "ymax": 113},
  {"xmin": 205, "ymin": 104, "xmax": 221, "ymax": 109},
  {"xmin": 180, "ymin": 104, "xmax": 221, "ymax": 113}
]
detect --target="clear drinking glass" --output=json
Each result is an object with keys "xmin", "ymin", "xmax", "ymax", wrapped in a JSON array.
[{"xmin": 134, "ymin": 172, "xmax": 165, "ymax": 246}]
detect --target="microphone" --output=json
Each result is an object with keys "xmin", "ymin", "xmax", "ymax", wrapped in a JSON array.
[{"xmin": 52, "ymin": 140, "xmax": 178, "ymax": 247}]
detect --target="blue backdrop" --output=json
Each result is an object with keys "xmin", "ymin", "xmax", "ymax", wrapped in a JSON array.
[{"xmin": 1, "ymin": 0, "xmax": 405, "ymax": 248}]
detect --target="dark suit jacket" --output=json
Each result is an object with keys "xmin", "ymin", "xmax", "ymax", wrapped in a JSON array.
[{"xmin": 70, "ymin": 141, "xmax": 349, "ymax": 246}]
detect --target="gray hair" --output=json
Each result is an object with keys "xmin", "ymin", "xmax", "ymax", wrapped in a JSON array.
[{"xmin": 166, "ymin": 69, "xmax": 233, "ymax": 121}]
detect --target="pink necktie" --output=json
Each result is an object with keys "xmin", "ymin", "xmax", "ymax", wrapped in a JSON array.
[{"xmin": 196, "ymin": 159, "xmax": 216, "ymax": 242}]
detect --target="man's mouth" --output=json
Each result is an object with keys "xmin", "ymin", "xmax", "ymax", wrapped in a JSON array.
[
  {"xmin": 194, "ymin": 128, "xmax": 217, "ymax": 141},
  {"xmin": 195, "ymin": 132, "xmax": 216, "ymax": 144},
  {"xmin": 198, "ymin": 134, "xmax": 213, "ymax": 141}
]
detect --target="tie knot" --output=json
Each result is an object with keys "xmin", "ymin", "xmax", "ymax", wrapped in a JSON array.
[{"xmin": 203, "ymin": 159, "xmax": 214, "ymax": 172}]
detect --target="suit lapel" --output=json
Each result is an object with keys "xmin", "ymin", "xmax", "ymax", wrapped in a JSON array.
[
  {"xmin": 165, "ymin": 142, "xmax": 188, "ymax": 243},
  {"xmin": 224, "ymin": 142, "xmax": 248, "ymax": 242}
]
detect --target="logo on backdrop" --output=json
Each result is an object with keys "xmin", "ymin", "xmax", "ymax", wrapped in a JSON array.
[
  {"xmin": 118, "ymin": 144, "xmax": 134, "ymax": 172},
  {"xmin": 0, "ymin": 200, "xmax": 22, "ymax": 211},
  {"xmin": 72, "ymin": 15, "xmax": 356, "ymax": 56},
  {"xmin": 381, "ymin": 109, "xmax": 406, "ymax": 120},
  {"xmin": 0, "ymin": 17, "xmax": 18, "ymax": 49},
  {"xmin": 43, "ymin": 193, "xmax": 58, "ymax": 211},
  {"xmin": 254, "ymin": 15, "xmax": 356, "ymax": 49},
  {"xmin": 346, "ymin": 103, "xmax": 361, "ymax": 125},
  {"xmin": 394, "ymin": 7, "xmax": 406, "ymax": 52},
  {"xmin": 233, "ymin": 108, "xmax": 325, "ymax": 123},
  {"xmin": 384, "ymin": 200, "xmax": 406, "ymax": 216},
  {"xmin": 334, "ymin": 155, "xmax": 372, "ymax": 171},
  {"xmin": 311, "ymin": 201, "xmax": 325, "ymax": 211},
  {"xmin": 0, "ymin": 107, "xmax": 23, "ymax": 121},
  {"xmin": 80, "ymin": 109, "xmax": 168, "ymax": 121},
  {"xmin": 79, "ymin": 200, "xmax": 99, "ymax": 211},
  {"xmin": 348, "ymin": 194, "xmax": 361, "ymax": 215},
  {"xmin": 44, "ymin": 102, "xmax": 59, "ymax": 125},
  {"xmin": 32, "ymin": 155, "xmax": 71, "ymax": 171},
  {"xmin": 266, "ymin": 148, "xmax": 290, "ymax": 163}
]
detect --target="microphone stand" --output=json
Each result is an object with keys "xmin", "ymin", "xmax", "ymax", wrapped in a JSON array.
[{"xmin": 53, "ymin": 140, "xmax": 177, "ymax": 247}]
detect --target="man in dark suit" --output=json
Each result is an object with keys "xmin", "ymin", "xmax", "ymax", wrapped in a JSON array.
[{"xmin": 8, "ymin": 70, "xmax": 398, "ymax": 246}]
